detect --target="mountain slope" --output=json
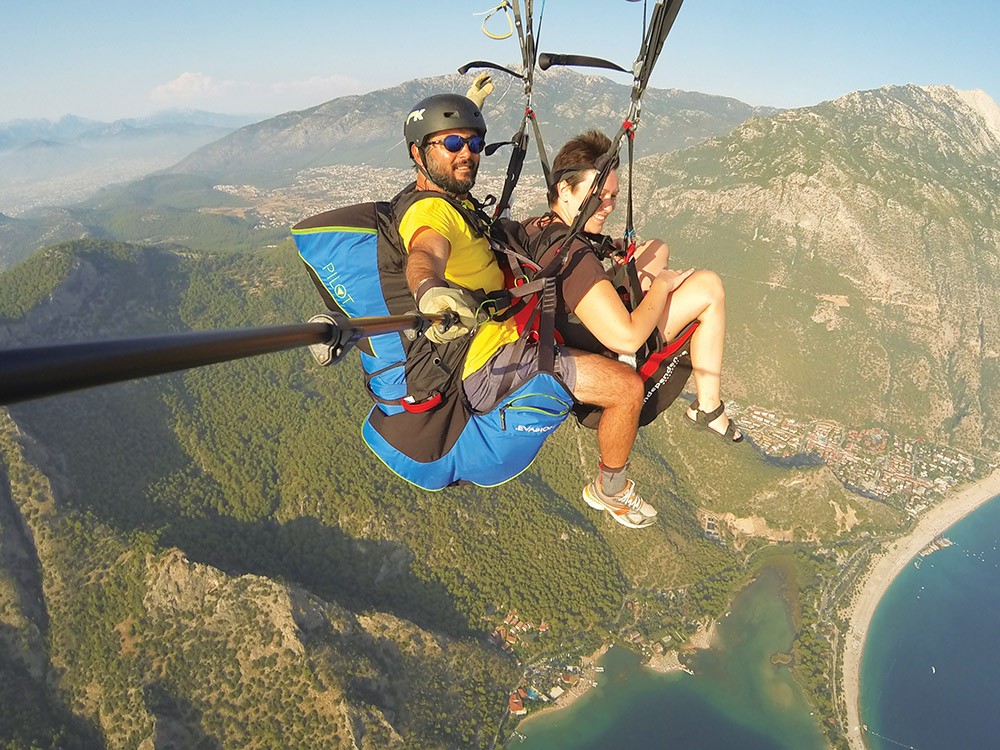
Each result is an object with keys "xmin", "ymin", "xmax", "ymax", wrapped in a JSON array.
[
  {"xmin": 168, "ymin": 69, "xmax": 775, "ymax": 185},
  {"xmin": 1, "ymin": 408, "xmax": 520, "ymax": 748},
  {"xmin": 0, "ymin": 233, "xmax": 891, "ymax": 746},
  {"xmin": 636, "ymin": 84, "xmax": 1000, "ymax": 450}
]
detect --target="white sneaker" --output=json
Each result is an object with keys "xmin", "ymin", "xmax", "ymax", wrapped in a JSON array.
[{"xmin": 582, "ymin": 480, "xmax": 657, "ymax": 529}]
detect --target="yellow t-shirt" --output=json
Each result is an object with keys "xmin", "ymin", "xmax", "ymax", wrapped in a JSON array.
[{"xmin": 398, "ymin": 196, "xmax": 519, "ymax": 377}]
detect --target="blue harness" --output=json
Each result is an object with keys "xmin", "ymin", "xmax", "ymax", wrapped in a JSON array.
[{"xmin": 292, "ymin": 190, "xmax": 572, "ymax": 490}]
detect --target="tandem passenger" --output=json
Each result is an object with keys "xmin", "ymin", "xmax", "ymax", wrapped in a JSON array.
[{"xmin": 522, "ymin": 129, "xmax": 744, "ymax": 443}]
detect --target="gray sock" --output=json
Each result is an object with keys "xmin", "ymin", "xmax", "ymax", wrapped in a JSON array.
[{"xmin": 599, "ymin": 462, "xmax": 629, "ymax": 497}]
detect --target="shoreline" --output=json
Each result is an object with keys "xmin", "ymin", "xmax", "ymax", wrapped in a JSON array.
[
  {"xmin": 517, "ymin": 622, "xmax": 715, "ymax": 731},
  {"xmin": 516, "ymin": 644, "xmax": 609, "ymax": 728},
  {"xmin": 842, "ymin": 468, "xmax": 1000, "ymax": 750}
]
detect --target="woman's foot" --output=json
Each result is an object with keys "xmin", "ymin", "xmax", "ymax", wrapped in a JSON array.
[{"xmin": 686, "ymin": 400, "xmax": 743, "ymax": 443}]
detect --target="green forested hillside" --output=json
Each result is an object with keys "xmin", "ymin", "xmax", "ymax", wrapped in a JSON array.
[{"xmin": 0, "ymin": 234, "xmax": 902, "ymax": 748}]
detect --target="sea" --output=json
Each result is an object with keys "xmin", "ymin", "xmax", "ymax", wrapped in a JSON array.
[
  {"xmin": 861, "ymin": 493, "xmax": 1000, "ymax": 750},
  {"xmin": 512, "ymin": 494, "xmax": 1000, "ymax": 750}
]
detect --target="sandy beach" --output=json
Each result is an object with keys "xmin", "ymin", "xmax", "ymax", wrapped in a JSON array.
[
  {"xmin": 516, "ymin": 644, "xmax": 609, "ymax": 727},
  {"xmin": 842, "ymin": 468, "xmax": 1000, "ymax": 750}
]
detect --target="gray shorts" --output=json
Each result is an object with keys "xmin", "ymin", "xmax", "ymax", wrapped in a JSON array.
[{"xmin": 463, "ymin": 340, "xmax": 577, "ymax": 412}]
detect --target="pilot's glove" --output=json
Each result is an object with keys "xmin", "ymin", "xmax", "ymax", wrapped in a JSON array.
[
  {"xmin": 466, "ymin": 72, "xmax": 494, "ymax": 108},
  {"xmin": 417, "ymin": 285, "xmax": 479, "ymax": 344}
]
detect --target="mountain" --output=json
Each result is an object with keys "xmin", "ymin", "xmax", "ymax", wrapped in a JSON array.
[
  {"xmin": 0, "ymin": 115, "xmax": 102, "ymax": 151},
  {"xmin": 0, "ymin": 110, "xmax": 259, "ymax": 152},
  {"xmin": 120, "ymin": 109, "xmax": 268, "ymax": 131},
  {"xmin": 0, "ymin": 110, "xmax": 261, "ymax": 218},
  {"xmin": 1, "ymin": 71, "xmax": 771, "ymax": 269},
  {"xmin": 2, "ymin": 76, "xmax": 998, "ymax": 747},
  {"xmin": 167, "ymin": 69, "xmax": 776, "ymax": 186},
  {"xmin": 632, "ymin": 84, "xmax": 1000, "ymax": 452}
]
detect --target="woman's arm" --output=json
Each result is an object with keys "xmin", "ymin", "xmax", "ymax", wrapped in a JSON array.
[{"xmin": 573, "ymin": 268, "xmax": 693, "ymax": 354}]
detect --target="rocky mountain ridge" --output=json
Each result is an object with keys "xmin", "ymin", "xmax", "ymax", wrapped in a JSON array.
[{"xmin": 633, "ymin": 84, "xmax": 1000, "ymax": 450}]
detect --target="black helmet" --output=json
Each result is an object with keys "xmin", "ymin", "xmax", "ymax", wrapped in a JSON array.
[{"xmin": 404, "ymin": 94, "xmax": 486, "ymax": 158}]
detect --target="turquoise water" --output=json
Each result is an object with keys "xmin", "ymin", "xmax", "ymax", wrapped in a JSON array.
[
  {"xmin": 516, "ymin": 567, "xmax": 827, "ymax": 749},
  {"xmin": 860, "ymin": 494, "xmax": 1000, "ymax": 750},
  {"xmin": 510, "ymin": 497, "xmax": 1000, "ymax": 749}
]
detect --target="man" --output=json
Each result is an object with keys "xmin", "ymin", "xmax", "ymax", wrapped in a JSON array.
[{"xmin": 400, "ymin": 93, "xmax": 670, "ymax": 529}]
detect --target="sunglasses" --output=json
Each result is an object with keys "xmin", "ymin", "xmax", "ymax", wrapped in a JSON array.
[{"xmin": 425, "ymin": 134, "xmax": 486, "ymax": 154}]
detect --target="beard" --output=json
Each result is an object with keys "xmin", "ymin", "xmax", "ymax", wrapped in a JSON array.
[{"xmin": 424, "ymin": 154, "xmax": 479, "ymax": 196}]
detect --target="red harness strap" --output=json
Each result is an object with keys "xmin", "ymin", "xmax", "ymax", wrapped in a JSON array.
[{"xmin": 638, "ymin": 321, "xmax": 698, "ymax": 380}]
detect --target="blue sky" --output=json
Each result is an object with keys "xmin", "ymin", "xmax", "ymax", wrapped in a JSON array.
[{"xmin": 1, "ymin": 0, "xmax": 997, "ymax": 122}]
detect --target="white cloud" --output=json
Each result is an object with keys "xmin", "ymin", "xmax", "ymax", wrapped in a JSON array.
[
  {"xmin": 148, "ymin": 72, "xmax": 362, "ymax": 115},
  {"xmin": 150, "ymin": 72, "xmax": 235, "ymax": 106}
]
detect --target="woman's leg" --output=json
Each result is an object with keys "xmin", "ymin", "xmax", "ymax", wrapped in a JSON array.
[{"xmin": 656, "ymin": 269, "xmax": 740, "ymax": 438}]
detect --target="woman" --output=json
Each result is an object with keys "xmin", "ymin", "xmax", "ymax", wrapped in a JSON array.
[{"xmin": 523, "ymin": 129, "xmax": 742, "ymax": 442}]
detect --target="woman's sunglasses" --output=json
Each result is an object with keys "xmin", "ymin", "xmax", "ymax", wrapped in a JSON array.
[{"xmin": 425, "ymin": 134, "xmax": 486, "ymax": 154}]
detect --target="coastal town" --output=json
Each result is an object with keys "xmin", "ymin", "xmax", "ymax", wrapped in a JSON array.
[
  {"xmin": 488, "ymin": 610, "xmax": 596, "ymax": 719},
  {"xmin": 729, "ymin": 403, "xmax": 994, "ymax": 512}
]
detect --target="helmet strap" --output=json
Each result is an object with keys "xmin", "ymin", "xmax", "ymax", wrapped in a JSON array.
[{"xmin": 413, "ymin": 145, "xmax": 436, "ymax": 187}]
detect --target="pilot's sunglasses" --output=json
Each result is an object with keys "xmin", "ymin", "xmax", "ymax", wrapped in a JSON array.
[{"xmin": 426, "ymin": 134, "xmax": 486, "ymax": 154}]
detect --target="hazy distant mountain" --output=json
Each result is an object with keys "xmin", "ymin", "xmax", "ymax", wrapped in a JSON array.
[
  {"xmin": 168, "ymin": 69, "xmax": 776, "ymax": 186},
  {"xmin": 0, "ymin": 110, "xmax": 262, "ymax": 217},
  {"xmin": 0, "ymin": 114, "xmax": 102, "ymax": 150},
  {"xmin": 0, "ymin": 110, "xmax": 260, "ymax": 151},
  {"xmin": 634, "ymin": 84, "xmax": 1000, "ymax": 451}
]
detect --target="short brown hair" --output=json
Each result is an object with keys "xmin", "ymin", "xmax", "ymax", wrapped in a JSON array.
[{"xmin": 547, "ymin": 130, "xmax": 619, "ymax": 206}]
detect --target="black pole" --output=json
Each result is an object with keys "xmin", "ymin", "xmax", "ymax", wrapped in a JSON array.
[{"xmin": 0, "ymin": 312, "xmax": 442, "ymax": 406}]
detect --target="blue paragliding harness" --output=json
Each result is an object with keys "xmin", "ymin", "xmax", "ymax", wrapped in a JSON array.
[{"xmin": 292, "ymin": 185, "xmax": 574, "ymax": 490}]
